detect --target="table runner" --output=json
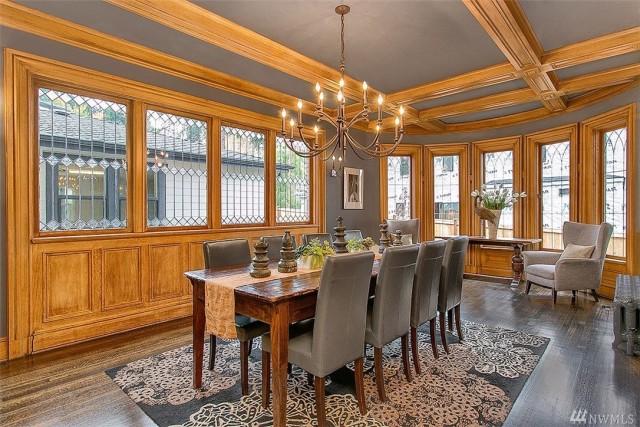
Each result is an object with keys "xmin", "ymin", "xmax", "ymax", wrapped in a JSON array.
[{"xmin": 205, "ymin": 267, "xmax": 314, "ymax": 339}]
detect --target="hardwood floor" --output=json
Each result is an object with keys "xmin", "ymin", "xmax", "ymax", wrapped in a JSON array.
[{"xmin": 1, "ymin": 280, "xmax": 638, "ymax": 426}]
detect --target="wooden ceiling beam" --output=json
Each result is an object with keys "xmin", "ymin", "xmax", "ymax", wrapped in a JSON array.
[
  {"xmin": 558, "ymin": 64, "xmax": 640, "ymax": 94},
  {"xmin": 0, "ymin": 0, "xmax": 318, "ymax": 114},
  {"xmin": 462, "ymin": 0, "xmax": 567, "ymax": 112}
]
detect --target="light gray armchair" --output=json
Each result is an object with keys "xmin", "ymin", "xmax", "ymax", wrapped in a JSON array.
[{"xmin": 523, "ymin": 221, "xmax": 613, "ymax": 304}]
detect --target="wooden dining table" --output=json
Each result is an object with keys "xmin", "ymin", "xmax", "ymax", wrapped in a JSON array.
[{"xmin": 184, "ymin": 259, "xmax": 380, "ymax": 427}]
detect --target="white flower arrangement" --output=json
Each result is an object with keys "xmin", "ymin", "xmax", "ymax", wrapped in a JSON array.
[{"xmin": 471, "ymin": 184, "xmax": 526, "ymax": 210}]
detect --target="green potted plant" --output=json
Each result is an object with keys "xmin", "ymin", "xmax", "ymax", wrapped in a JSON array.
[
  {"xmin": 294, "ymin": 238, "xmax": 336, "ymax": 270},
  {"xmin": 347, "ymin": 236, "xmax": 376, "ymax": 253}
]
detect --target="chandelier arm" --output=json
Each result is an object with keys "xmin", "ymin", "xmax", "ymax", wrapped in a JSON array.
[
  {"xmin": 281, "ymin": 137, "xmax": 320, "ymax": 158},
  {"xmin": 357, "ymin": 133, "xmax": 405, "ymax": 157},
  {"xmin": 349, "ymin": 129, "xmax": 381, "ymax": 150},
  {"xmin": 320, "ymin": 140, "xmax": 341, "ymax": 162},
  {"xmin": 345, "ymin": 108, "xmax": 370, "ymax": 129},
  {"xmin": 345, "ymin": 133, "xmax": 376, "ymax": 161},
  {"xmin": 316, "ymin": 113, "xmax": 339, "ymax": 129},
  {"xmin": 293, "ymin": 128, "xmax": 334, "ymax": 153}
]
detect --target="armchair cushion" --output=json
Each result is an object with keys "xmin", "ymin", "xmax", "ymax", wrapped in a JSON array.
[
  {"xmin": 526, "ymin": 264, "xmax": 555, "ymax": 280},
  {"xmin": 559, "ymin": 243, "xmax": 595, "ymax": 260},
  {"xmin": 523, "ymin": 250, "xmax": 561, "ymax": 267}
]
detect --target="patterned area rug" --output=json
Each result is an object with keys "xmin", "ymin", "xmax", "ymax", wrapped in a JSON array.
[{"xmin": 106, "ymin": 320, "xmax": 548, "ymax": 426}]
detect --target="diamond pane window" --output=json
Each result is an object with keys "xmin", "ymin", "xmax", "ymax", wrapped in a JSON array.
[
  {"xmin": 483, "ymin": 150, "xmax": 514, "ymax": 237},
  {"xmin": 541, "ymin": 142, "xmax": 570, "ymax": 250},
  {"xmin": 387, "ymin": 156, "xmax": 411, "ymax": 220},
  {"xmin": 146, "ymin": 110, "xmax": 207, "ymax": 227},
  {"xmin": 276, "ymin": 137, "xmax": 310, "ymax": 223},
  {"xmin": 221, "ymin": 126, "xmax": 266, "ymax": 225},
  {"xmin": 38, "ymin": 88, "xmax": 127, "ymax": 231},
  {"xmin": 434, "ymin": 155, "xmax": 460, "ymax": 237},
  {"xmin": 604, "ymin": 127, "xmax": 627, "ymax": 257}
]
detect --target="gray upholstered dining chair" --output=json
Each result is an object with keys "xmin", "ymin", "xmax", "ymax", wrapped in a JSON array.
[
  {"xmin": 386, "ymin": 218, "xmax": 420, "ymax": 244},
  {"xmin": 203, "ymin": 238, "xmax": 269, "ymax": 395},
  {"xmin": 261, "ymin": 235, "xmax": 297, "ymax": 261},
  {"xmin": 261, "ymin": 251, "xmax": 375, "ymax": 426},
  {"xmin": 410, "ymin": 240, "xmax": 447, "ymax": 373},
  {"xmin": 523, "ymin": 221, "xmax": 613, "ymax": 304},
  {"xmin": 366, "ymin": 244, "xmax": 419, "ymax": 402},
  {"xmin": 344, "ymin": 229, "xmax": 363, "ymax": 241},
  {"xmin": 302, "ymin": 233, "xmax": 332, "ymax": 246},
  {"xmin": 437, "ymin": 236, "xmax": 469, "ymax": 354}
]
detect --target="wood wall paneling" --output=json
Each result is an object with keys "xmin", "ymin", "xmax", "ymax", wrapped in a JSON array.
[
  {"xmin": 43, "ymin": 251, "xmax": 92, "ymax": 321},
  {"xmin": 101, "ymin": 248, "xmax": 143, "ymax": 310},
  {"xmin": 148, "ymin": 244, "xmax": 188, "ymax": 302}
]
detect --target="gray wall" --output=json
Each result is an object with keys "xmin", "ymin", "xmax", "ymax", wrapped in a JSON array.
[{"xmin": 1, "ymin": 26, "xmax": 639, "ymax": 336}]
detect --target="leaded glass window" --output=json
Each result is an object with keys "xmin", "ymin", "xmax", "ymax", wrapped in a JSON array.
[
  {"xmin": 387, "ymin": 156, "xmax": 411, "ymax": 220},
  {"xmin": 434, "ymin": 155, "xmax": 460, "ymax": 236},
  {"xmin": 146, "ymin": 110, "xmax": 207, "ymax": 227},
  {"xmin": 483, "ymin": 150, "xmax": 513, "ymax": 237},
  {"xmin": 275, "ymin": 137, "xmax": 310, "ymax": 223},
  {"xmin": 221, "ymin": 126, "xmax": 266, "ymax": 225},
  {"xmin": 604, "ymin": 127, "xmax": 627, "ymax": 257},
  {"xmin": 38, "ymin": 88, "xmax": 127, "ymax": 231},
  {"xmin": 541, "ymin": 142, "xmax": 570, "ymax": 250}
]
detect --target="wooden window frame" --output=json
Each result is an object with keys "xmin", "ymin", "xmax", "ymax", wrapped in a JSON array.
[
  {"xmin": 424, "ymin": 143, "xmax": 470, "ymax": 241},
  {"xmin": 524, "ymin": 124, "xmax": 578, "ymax": 250},
  {"xmin": 379, "ymin": 144, "xmax": 424, "ymax": 241},
  {"xmin": 580, "ymin": 104, "xmax": 636, "ymax": 280}
]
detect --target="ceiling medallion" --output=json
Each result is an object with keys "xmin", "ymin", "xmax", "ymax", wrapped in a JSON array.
[{"xmin": 279, "ymin": 4, "xmax": 405, "ymax": 162}]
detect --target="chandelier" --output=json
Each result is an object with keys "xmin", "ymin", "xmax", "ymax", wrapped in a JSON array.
[{"xmin": 279, "ymin": 4, "xmax": 405, "ymax": 161}]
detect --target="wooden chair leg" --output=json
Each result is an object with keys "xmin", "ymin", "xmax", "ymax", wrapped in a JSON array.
[
  {"xmin": 454, "ymin": 305, "xmax": 463, "ymax": 341},
  {"xmin": 307, "ymin": 372, "xmax": 314, "ymax": 386},
  {"xmin": 401, "ymin": 333, "xmax": 413, "ymax": 382},
  {"xmin": 354, "ymin": 357, "xmax": 367, "ymax": 415},
  {"xmin": 261, "ymin": 350, "xmax": 270, "ymax": 409},
  {"xmin": 373, "ymin": 346, "xmax": 387, "ymax": 402},
  {"xmin": 240, "ymin": 340, "xmax": 249, "ymax": 396},
  {"xmin": 591, "ymin": 289, "xmax": 599, "ymax": 302},
  {"xmin": 552, "ymin": 289, "xmax": 557, "ymax": 304},
  {"xmin": 208, "ymin": 334, "xmax": 216, "ymax": 371},
  {"xmin": 315, "ymin": 376, "xmax": 327, "ymax": 427},
  {"xmin": 429, "ymin": 318, "xmax": 439, "ymax": 359},
  {"xmin": 410, "ymin": 326, "xmax": 421, "ymax": 374},
  {"xmin": 248, "ymin": 338, "xmax": 254, "ymax": 356},
  {"xmin": 525, "ymin": 281, "xmax": 531, "ymax": 294},
  {"xmin": 439, "ymin": 312, "xmax": 449, "ymax": 354},
  {"xmin": 287, "ymin": 363, "xmax": 292, "ymax": 375},
  {"xmin": 447, "ymin": 309, "xmax": 453, "ymax": 331}
]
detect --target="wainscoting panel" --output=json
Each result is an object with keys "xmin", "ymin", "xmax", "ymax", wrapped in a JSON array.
[
  {"xmin": 43, "ymin": 251, "xmax": 93, "ymax": 321},
  {"xmin": 102, "ymin": 247, "xmax": 143, "ymax": 311},
  {"xmin": 149, "ymin": 243, "xmax": 188, "ymax": 302}
]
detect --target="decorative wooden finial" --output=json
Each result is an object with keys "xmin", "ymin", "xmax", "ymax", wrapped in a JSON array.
[
  {"xmin": 250, "ymin": 238, "xmax": 271, "ymax": 278},
  {"xmin": 392, "ymin": 229, "xmax": 404, "ymax": 246},
  {"xmin": 379, "ymin": 221, "xmax": 391, "ymax": 253},
  {"xmin": 333, "ymin": 216, "xmax": 348, "ymax": 254},
  {"xmin": 278, "ymin": 231, "xmax": 297, "ymax": 273}
]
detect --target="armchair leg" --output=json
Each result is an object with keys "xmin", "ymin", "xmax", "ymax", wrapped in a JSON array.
[
  {"xmin": 315, "ymin": 376, "xmax": 327, "ymax": 427},
  {"xmin": 552, "ymin": 289, "xmax": 557, "ymax": 304},
  {"xmin": 429, "ymin": 318, "xmax": 439, "ymax": 359},
  {"xmin": 525, "ymin": 281, "xmax": 531, "ymax": 294},
  {"xmin": 439, "ymin": 312, "xmax": 449, "ymax": 354},
  {"xmin": 410, "ymin": 326, "xmax": 421, "ymax": 374},
  {"xmin": 208, "ymin": 334, "xmax": 216, "ymax": 371},
  {"xmin": 261, "ymin": 350, "xmax": 270, "ymax": 409},
  {"xmin": 590, "ymin": 289, "xmax": 599, "ymax": 302}
]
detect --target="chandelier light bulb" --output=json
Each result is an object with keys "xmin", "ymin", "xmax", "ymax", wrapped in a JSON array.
[
  {"xmin": 290, "ymin": 118, "xmax": 295, "ymax": 127},
  {"xmin": 338, "ymin": 156, "xmax": 343, "ymax": 162},
  {"xmin": 314, "ymin": 125, "xmax": 319, "ymax": 133},
  {"xmin": 297, "ymin": 99, "xmax": 303, "ymax": 110},
  {"xmin": 376, "ymin": 124, "xmax": 380, "ymax": 132},
  {"xmin": 399, "ymin": 106, "xmax": 405, "ymax": 115},
  {"xmin": 319, "ymin": 92, "xmax": 324, "ymax": 101},
  {"xmin": 395, "ymin": 117, "xmax": 400, "ymax": 126},
  {"xmin": 315, "ymin": 82, "xmax": 321, "ymax": 93},
  {"xmin": 362, "ymin": 81, "xmax": 367, "ymax": 91},
  {"xmin": 337, "ymin": 90, "xmax": 343, "ymax": 102},
  {"xmin": 339, "ymin": 78, "xmax": 344, "ymax": 87},
  {"xmin": 281, "ymin": 108, "xmax": 287, "ymax": 118},
  {"xmin": 378, "ymin": 94, "xmax": 383, "ymax": 105}
]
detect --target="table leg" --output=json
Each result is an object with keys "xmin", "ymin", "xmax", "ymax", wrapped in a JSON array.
[
  {"xmin": 510, "ymin": 243, "xmax": 525, "ymax": 287},
  {"xmin": 192, "ymin": 282, "xmax": 205, "ymax": 389},
  {"xmin": 271, "ymin": 302, "xmax": 290, "ymax": 427}
]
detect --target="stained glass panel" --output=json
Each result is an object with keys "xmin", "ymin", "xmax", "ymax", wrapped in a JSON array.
[
  {"xmin": 221, "ymin": 126, "xmax": 266, "ymax": 224},
  {"xmin": 604, "ymin": 127, "xmax": 627, "ymax": 257},
  {"xmin": 38, "ymin": 88, "xmax": 127, "ymax": 231},
  {"xmin": 541, "ymin": 142, "xmax": 570, "ymax": 250},
  {"xmin": 387, "ymin": 156, "xmax": 411, "ymax": 220},
  {"xmin": 146, "ymin": 110, "xmax": 207, "ymax": 227},
  {"xmin": 276, "ymin": 137, "xmax": 310, "ymax": 223},
  {"xmin": 433, "ymin": 155, "xmax": 460, "ymax": 237},
  {"xmin": 483, "ymin": 150, "xmax": 513, "ymax": 237}
]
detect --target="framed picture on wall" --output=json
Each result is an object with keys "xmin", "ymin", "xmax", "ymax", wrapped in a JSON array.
[{"xmin": 343, "ymin": 167, "xmax": 364, "ymax": 209}]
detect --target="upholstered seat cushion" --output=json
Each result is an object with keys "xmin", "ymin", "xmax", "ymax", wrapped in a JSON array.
[
  {"xmin": 525, "ymin": 264, "xmax": 555, "ymax": 280},
  {"xmin": 263, "ymin": 319, "xmax": 325, "ymax": 375},
  {"xmin": 234, "ymin": 315, "xmax": 269, "ymax": 341}
]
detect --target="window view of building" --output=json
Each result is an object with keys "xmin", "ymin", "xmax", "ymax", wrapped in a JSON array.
[
  {"xmin": 38, "ymin": 88, "xmax": 128, "ymax": 231},
  {"xmin": 433, "ymin": 155, "xmax": 460, "ymax": 236},
  {"xmin": 386, "ymin": 156, "xmax": 411, "ymax": 220},
  {"xmin": 484, "ymin": 150, "xmax": 514, "ymax": 237},
  {"xmin": 541, "ymin": 141, "xmax": 570, "ymax": 249},
  {"xmin": 604, "ymin": 127, "xmax": 627, "ymax": 257},
  {"xmin": 275, "ymin": 137, "xmax": 310, "ymax": 223}
]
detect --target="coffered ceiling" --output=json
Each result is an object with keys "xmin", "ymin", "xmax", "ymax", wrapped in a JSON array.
[{"xmin": 2, "ymin": 0, "xmax": 639, "ymax": 134}]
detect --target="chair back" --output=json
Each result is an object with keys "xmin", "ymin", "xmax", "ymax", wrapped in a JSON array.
[
  {"xmin": 302, "ymin": 233, "xmax": 332, "ymax": 246},
  {"xmin": 438, "ymin": 236, "xmax": 469, "ymax": 312},
  {"xmin": 562, "ymin": 221, "xmax": 613, "ymax": 263},
  {"xmin": 369, "ymin": 245, "xmax": 420, "ymax": 346},
  {"xmin": 386, "ymin": 218, "xmax": 420, "ymax": 244},
  {"xmin": 344, "ymin": 229, "xmax": 363, "ymax": 241},
  {"xmin": 203, "ymin": 238, "xmax": 251, "ymax": 268},
  {"xmin": 312, "ymin": 251, "xmax": 375, "ymax": 374},
  {"xmin": 261, "ymin": 235, "xmax": 297, "ymax": 261},
  {"xmin": 411, "ymin": 240, "xmax": 447, "ymax": 328}
]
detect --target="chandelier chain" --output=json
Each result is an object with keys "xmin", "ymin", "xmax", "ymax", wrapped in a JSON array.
[{"xmin": 339, "ymin": 12, "xmax": 345, "ymax": 75}]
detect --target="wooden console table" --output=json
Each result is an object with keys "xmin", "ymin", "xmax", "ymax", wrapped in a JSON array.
[{"xmin": 436, "ymin": 236, "xmax": 542, "ymax": 286}]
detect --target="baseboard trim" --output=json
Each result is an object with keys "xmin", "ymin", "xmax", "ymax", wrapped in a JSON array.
[
  {"xmin": 464, "ymin": 273, "xmax": 512, "ymax": 285},
  {"xmin": 0, "ymin": 337, "xmax": 8, "ymax": 362}
]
